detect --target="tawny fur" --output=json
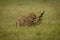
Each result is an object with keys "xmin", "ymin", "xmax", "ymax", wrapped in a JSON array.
[{"xmin": 16, "ymin": 12, "xmax": 37, "ymax": 28}]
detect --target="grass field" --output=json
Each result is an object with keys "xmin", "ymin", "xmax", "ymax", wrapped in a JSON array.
[{"xmin": 0, "ymin": 0, "xmax": 60, "ymax": 40}]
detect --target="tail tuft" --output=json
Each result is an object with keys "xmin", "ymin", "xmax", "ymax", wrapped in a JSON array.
[{"xmin": 39, "ymin": 10, "xmax": 45, "ymax": 18}]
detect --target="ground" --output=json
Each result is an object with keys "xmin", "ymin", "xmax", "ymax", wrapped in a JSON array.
[{"xmin": 0, "ymin": 0, "xmax": 60, "ymax": 40}]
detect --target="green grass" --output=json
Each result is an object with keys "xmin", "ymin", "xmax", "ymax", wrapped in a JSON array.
[{"xmin": 0, "ymin": 0, "xmax": 60, "ymax": 40}]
